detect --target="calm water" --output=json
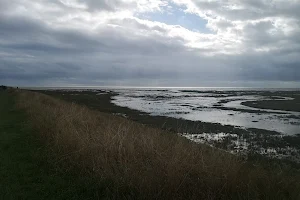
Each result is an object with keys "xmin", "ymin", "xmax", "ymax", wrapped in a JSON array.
[{"xmin": 111, "ymin": 89, "xmax": 300, "ymax": 135}]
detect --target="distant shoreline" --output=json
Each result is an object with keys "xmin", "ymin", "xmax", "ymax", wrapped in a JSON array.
[{"xmin": 21, "ymin": 86, "xmax": 300, "ymax": 91}]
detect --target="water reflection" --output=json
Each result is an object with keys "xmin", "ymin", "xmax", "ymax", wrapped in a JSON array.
[{"xmin": 112, "ymin": 89, "xmax": 300, "ymax": 135}]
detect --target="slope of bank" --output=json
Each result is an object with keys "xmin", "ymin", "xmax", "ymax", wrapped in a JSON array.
[
  {"xmin": 11, "ymin": 89, "xmax": 300, "ymax": 199},
  {"xmin": 41, "ymin": 89, "xmax": 300, "ymax": 163},
  {"xmin": 0, "ymin": 90, "xmax": 102, "ymax": 199}
]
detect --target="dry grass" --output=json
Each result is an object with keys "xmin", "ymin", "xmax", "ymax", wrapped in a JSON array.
[{"xmin": 16, "ymin": 90, "xmax": 300, "ymax": 200}]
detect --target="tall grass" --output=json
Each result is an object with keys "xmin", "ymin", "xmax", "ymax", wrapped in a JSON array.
[{"xmin": 16, "ymin": 90, "xmax": 300, "ymax": 199}]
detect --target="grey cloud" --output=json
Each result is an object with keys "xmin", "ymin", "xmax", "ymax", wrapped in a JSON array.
[
  {"xmin": 0, "ymin": 0, "xmax": 300, "ymax": 87},
  {"xmin": 76, "ymin": 0, "xmax": 136, "ymax": 11},
  {"xmin": 192, "ymin": 0, "xmax": 300, "ymax": 20},
  {"xmin": 237, "ymin": 62, "xmax": 300, "ymax": 82}
]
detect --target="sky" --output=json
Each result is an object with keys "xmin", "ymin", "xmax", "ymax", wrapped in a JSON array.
[{"xmin": 0, "ymin": 0, "xmax": 300, "ymax": 87}]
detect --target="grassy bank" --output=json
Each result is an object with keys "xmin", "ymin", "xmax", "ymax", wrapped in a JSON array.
[
  {"xmin": 14, "ymin": 89, "xmax": 300, "ymax": 199},
  {"xmin": 41, "ymin": 90, "xmax": 300, "ymax": 163},
  {"xmin": 0, "ymin": 90, "xmax": 103, "ymax": 199}
]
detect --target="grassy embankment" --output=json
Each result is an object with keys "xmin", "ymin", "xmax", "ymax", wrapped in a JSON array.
[
  {"xmin": 2, "ymin": 89, "xmax": 300, "ymax": 199},
  {"xmin": 0, "ymin": 90, "xmax": 102, "ymax": 199},
  {"xmin": 42, "ymin": 90, "xmax": 300, "ymax": 162}
]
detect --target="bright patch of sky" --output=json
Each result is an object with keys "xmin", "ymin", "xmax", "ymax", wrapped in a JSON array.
[{"xmin": 137, "ymin": 2, "xmax": 210, "ymax": 33}]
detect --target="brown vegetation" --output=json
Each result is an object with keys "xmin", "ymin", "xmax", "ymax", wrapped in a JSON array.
[{"xmin": 16, "ymin": 90, "xmax": 300, "ymax": 199}]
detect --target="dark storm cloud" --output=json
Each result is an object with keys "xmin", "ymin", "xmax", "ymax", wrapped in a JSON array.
[{"xmin": 237, "ymin": 62, "xmax": 300, "ymax": 82}]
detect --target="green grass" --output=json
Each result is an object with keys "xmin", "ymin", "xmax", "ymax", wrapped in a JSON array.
[{"xmin": 0, "ymin": 90, "xmax": 102, "ymax": 200}]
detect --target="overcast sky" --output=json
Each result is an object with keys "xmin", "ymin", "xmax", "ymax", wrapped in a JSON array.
[{"xmin": 1, "ymin": 0, "xmax": 300, "ymax": 87}]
